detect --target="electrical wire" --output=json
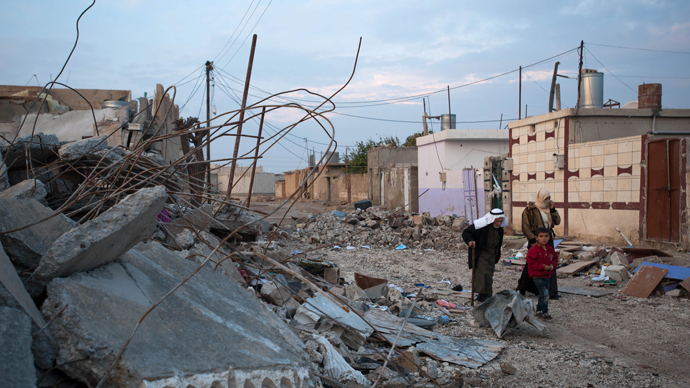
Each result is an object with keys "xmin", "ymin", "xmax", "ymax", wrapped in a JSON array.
[
  {"xmin": 220, "ymin": 0, "xmax": 273, "ymax": 68},
  {"xmin": 585, "ymin": 42, "xmax": 690, "ymax": 55},
  {"xmin": 213, "ymin": 0, "xmax": 258, "ymax": 63}
]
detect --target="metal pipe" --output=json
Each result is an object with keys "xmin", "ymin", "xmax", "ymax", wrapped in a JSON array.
[
  {"xmin": 245, "ymin": 106, "xmax": 265, "ymax": 207},
  {"xmin": 576, "ymin": 40, "xmax": 584, "ymax": 112},
  {"xmin": 447, "ymin": 85, "xmax": 451, "ymax": 123},
  {"xmin": 226, "ymin": 34, "xmax": 258, "ymax": 199}
]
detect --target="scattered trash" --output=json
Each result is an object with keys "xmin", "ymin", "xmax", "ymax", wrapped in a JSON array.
[
  {"xmin": 439, "ymin": 279, "xmax": 451, "ymax": 285},
  {"xmin": 331, "ymin": 210, "xmax": 347, "ymax": 218},
  {"xmin": 414, "ymin": 283, "xmax": 432, "ymax": 288},
  {"xmin": 388, "ymin": 284, "xmax": 404, "ymax": 293},
  {"xmin": 395, "ymin": 244, "xmax": 408, "ymax": 250},
  {"xmin": 345, "ymin": 246, "xmax": 356, "ymax": 250},
  {"xmin": 360, "ymin": 245, "xmax": 371, "ymax": 249},
  {"xmin": 436, "ymin": 299, "xmax": 458, "ymax": 309}
]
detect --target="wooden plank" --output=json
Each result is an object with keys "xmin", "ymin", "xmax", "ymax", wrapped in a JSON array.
[
  {"xmin": 559, "ymin": 286, "xmax": 611, "ymax": 297},
  {"xmin": 631, "ymin": 262, "xmax": 690, "ymax": 281},
  {"xmin": 679, "ymin": 277, "xmax": 690, "ymax": 293},
  {"xmin": 621, "ymin": 266, "xmax": 668, "ymax": 298},
  {"xmin": 502, "ymin": 259, "xmax": 527, "ymax": 266},
  {"xmin": 556, "ymin": 260, "xmax": 597, "ymax": 276}
]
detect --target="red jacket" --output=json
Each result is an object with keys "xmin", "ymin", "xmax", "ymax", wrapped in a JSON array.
[{"xmin": 526, "ymin": 244, "xmax": 558, "ymax": 278}]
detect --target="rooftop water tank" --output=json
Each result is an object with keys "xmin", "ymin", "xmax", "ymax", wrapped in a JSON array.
[
  {"xmin": 578, "ymin": 69, "xmax": 604, "ymax": 109},
  {"xmin": 441, "ymin": 114, "xmax": 456, "ymax": 130},
  {"xmin": 638, "ymin": 83, "xmax": 662, "ymax": 110}
]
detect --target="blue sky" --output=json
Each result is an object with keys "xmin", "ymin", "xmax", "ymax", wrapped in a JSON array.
[{"xmin": 2, "ymin": 0, "xmax": 689, "ymax": 173}]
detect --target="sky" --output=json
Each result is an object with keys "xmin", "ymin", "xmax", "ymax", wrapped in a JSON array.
[{"xmin": 2, "ymin": 0, "xmax": 689, "ymax": 173}]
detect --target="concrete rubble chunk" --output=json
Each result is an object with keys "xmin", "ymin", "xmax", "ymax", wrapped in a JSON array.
[
  {"xmin": 0, "ymin": 152, "xmax": 8, "ymax": 191},
  {"xmin": 42, "ymin": 241, "xmax": 312, "ymax": 388},
  {"xmin": 260, "ymin": 280, "xmax": 294, "ymax": 306},
  {"xmin": 58, "ymin": 135, "xmax": 109, "ymax": 160},
  {"xmin": 0, "ymin": 198, "xmax": 73, "ymax": 271},
  {"xmin": 0, "ymin": 307, "xmax": 35, "ymax": 388},
  {"xmin": 610, "ymin": 251, "xmax": 629, "ymax": 268},
  {"xmin": 0, "ymin": 132, "xmax": 60, "ymax": 170},
  {"xmin": 173, "ymin": 229, "xmax": 195, "ymax": 249},
  {"xmin": 0, "ymin": 178, "xmax": 48, "ymax": 204},
  {"xmin": 30, "ymin": 186, "xmax": 168, "ymax": 294},
  {"xmin": 606, "ymin": 265, "xmax": 630, "ymax": 283}
]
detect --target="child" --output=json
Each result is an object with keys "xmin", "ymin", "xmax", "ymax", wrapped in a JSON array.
[{"xmin": 526, "ymin": 227, "xmax": 559, "ymax": 319}]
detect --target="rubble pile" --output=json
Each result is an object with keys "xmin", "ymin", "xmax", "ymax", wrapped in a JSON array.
[
  {"xmin": 287, "ymin": 207, "xmax": 470, "ymax": 249},
  {"xmin": 0, "ymin": 132, "xmax": 505, "ymax": 388}
]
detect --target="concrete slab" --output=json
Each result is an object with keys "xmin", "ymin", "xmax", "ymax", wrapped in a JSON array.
[
  {"xmin": 0, "ymin": 132, "xmax": 60, "ymax": 170},
  {"xmin": 31, "ymin": 186, "xmax": 168, "ymax": 294},
  {"xmin": 0, "ymin": 241, "xmax": 47, "ymax": 327},
  {"xmin": 0, "ymin": 152, "xmax": 8, "ymax": 191},
  {"xmin": 0, "ymin": 307, "xmax": 35, "ymax": 388},
  {"xmin": 0, "ymin": 198, "xmax": 73, "ymax": 270},
  {"xmin": 0, "ymin": 178, "xmax": 47, "ymax": 203},
  {"xmin": 58, "ymin": 135, "xmax": 109, "ymax": 160},
  {"xmin": 42, "ymin": 241, "xmax": 312, "ymax": 388}
]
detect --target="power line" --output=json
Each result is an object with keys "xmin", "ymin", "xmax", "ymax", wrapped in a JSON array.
[
  {"xmin": 221, "ymin": 0, "xmax": 273, "ymax": 69},
  {"xmin": 586, "ymin": 42, "xmax": 690, "ymax": 55},
  {"xmin": 213, "ymin": 0, "xmax": 259, "ymax": 63},
  {"xmin": 584, "ymin": 46, "xmax": 637, "ymax": 94}
]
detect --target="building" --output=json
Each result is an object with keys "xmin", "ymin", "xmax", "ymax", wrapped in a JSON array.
[
  {"xmin": 213, "ymin": 165, "xmax": 282, "ymax": 196},
  {"xmin": 416, "ymin": 129, "xmax": 509, "ymax": 219},
  {"xmin": 281, "ymin": 158, "xmax": 368, "ymax": 203},
  {"xmin": 508, "ymin": 82, "xmax": 690, "ymax": 248},
  {"xmin": 367, "ymin": 146, "xmax": 418, "ymax": 212}
]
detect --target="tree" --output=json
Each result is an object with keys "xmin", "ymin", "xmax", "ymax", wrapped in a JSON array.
[
  {"xmin": 402, "ymin": 130, "xmax": 432, "ymax": 147},
  {"xmin": 345, "ymin": 136, "xmax": 400, "ymax": 173}
]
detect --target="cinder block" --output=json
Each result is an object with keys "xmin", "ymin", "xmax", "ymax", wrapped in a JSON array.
[{"xmin": 323, "ymin": 267, "xmax": 340, "ymax": 284}]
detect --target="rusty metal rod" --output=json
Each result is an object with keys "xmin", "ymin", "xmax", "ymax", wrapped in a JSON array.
[
  {"xmin": 246, "ymin": 106, "xmax": 265, "ymax": 207},
  {"xmin": 226, "ymin": 34, "xmax": 258, "ymax": 199}
]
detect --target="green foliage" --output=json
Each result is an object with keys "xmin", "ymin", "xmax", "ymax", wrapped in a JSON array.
[
  {"xmin": 402, "ymin": 130, "xmax": 432, "ymax": 147},
  {"xmin": 345, "ymin": 136, "xmax": 400, "ymax": 173}
]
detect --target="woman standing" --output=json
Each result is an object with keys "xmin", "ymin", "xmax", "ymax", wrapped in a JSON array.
[{"xmin": 517, "ymin": 188, "xmax": 561, "ymax": 298}]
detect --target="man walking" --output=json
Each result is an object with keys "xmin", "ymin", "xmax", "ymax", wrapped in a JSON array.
[{"xmin": 462, "ymin": 208, "xmax": 506, "ymax": 302}]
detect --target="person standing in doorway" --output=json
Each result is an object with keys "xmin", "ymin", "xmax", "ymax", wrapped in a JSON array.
[
  {"xmin": 517, "ymin": 188, "xmax": 561, "ymax": 298},
  {"xmin": 462, "ymin": 208, "xmax": 507, "ymax": 303}
]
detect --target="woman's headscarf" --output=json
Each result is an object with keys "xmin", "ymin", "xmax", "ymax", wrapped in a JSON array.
[
  {"xmin": 535, "ymin": 188, "xmax": 552, "ymax": 228},
  {"xmin": 473, "ymin": 208, "xmax": 508, "ymax": 230}
]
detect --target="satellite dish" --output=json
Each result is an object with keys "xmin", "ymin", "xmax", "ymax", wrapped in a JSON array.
[{"xmin": 621, "ymin": 101, "xmax": 638, "ymax": 109}]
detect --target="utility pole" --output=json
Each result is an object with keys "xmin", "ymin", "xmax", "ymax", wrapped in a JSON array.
[
  {"xmin": 548, "ymin": 61, "xmax": 560, "ymax": 112},
  {"xmin": 518, "ymin": 66, "xmax": 522, "ymax": 120},
  {"xmin": 576, "ymin": 40, "xmax": 584, "ymax": 110},
  {"xmin": 205, "ymin": 60, "xmax": 213, "ymax": 202}
]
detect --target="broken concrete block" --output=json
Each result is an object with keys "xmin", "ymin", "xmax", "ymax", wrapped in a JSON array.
[
  {"xmin": 0, "ymin": 241, "xmax": 48, "ymax": 328},
  {"xmin": 31, "ymin": 186, "xmax": 168, "ymax": 294},
  {"xmin": 451, "ymin": 217, "xmax": 466, "ymax": 231},
  {"xmin": 0, "ymin": 132, "xmax": 60, "ymax": 170},
  {"xmin": 344, "ymin": 283, "xmax": 368, "ymax": 301},
  {"xmin": 42, "ymin": 241, "xmax": 312, "ymax": 388},
  {"xmin": 578, "ymin": 251, "xmax": 595, "ymax": 262},
  {"xmin": 323, "ymin": 267, "xmax": 341, "ymax": 284},
  {"xmin": 165, "ymin": 204, "xmax": 219, "ymax": 236},
  {"xmin": 610, "ymin": 251, "xmax": 629, "ymax": 268},
  {"xmin": 174, "ymin": 228, "xmax": 195, "ymax": 249},
  {"xmin": 397, "ymin": 346, "xmax": 420, "ymax": 373},
  {"xmin": 0, "ymin": 307, "xmax": 35, "ymax": 388},
  {"xmin": 0, "ymin": 178, "xmax": 47, "ymax": 204},
  {"xmin": 606, "ymin": 265, "xmax": 630, "ymax": 283},
  {"xmin": 260, "ymin": 280, "xmax": 294, "ymax": 306},
  {"xmin": 558, "ymin": 250, "xmax": 574, "ymax": 262},
  {"xmin": 0, "ymin": 198, "xmax": 73, "ymax": 271},
  {"xmin": 58, "ymin": 135, "xmax": 109, "ymax": 160}
]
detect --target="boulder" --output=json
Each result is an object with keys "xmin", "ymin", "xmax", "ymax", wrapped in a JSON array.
[
  {"xmin": 0, "ymin": 178, "xmax": 47, "ymax": 204},
  {"xmin": 30, "ymin": 186, "xmax": 168, "ymax": 294},
  {"xmin": 0, "ymin": 198, "xmax": 73, "ymax": 271},
  {"xmin": 0, "ymin": 307, "xmax": 35, "ymax": 388},
  {"xmin": 42, "ymin": 241, "xmax": 312, "ymax": 388}
]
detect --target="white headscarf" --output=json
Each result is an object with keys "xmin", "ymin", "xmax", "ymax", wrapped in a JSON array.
[
  {"xmin": 473, "ymin": 208, "xmax": 508, "ymax": 230},
  {"xmin": 535, "ymin": 188, "xmax": 553, "ymax": 228}
]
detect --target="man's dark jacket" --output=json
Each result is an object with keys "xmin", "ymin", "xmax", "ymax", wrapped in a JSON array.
[{"xmin": 461, "ymin": 224, "xmax": 504, "ymax": 270}]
